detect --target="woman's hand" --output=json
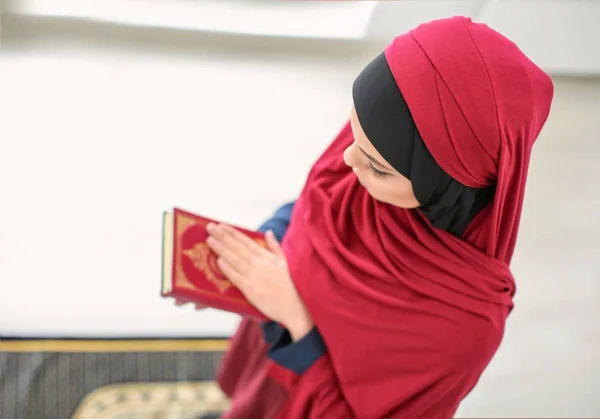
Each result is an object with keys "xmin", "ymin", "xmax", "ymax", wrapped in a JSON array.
[
  {"xmin": 174, "ymin": 301, "xmax": 207, "ymax": 310},
  {"xmin": 206, "ymin": 223, "xmax": 314, "ymax": 341}
]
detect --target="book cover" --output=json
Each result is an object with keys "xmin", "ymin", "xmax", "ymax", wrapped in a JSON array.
[{"xmin": 162, "ymin": 208, "xmax": 269, "ymax": 321}]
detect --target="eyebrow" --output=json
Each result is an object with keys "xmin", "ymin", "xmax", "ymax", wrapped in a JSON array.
[{"xmin": 357, "ymin": 145, "xmax": 393, "ymax": 171}]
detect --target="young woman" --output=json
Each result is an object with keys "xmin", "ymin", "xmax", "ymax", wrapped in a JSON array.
[{"xmin": 203, "ymin": 16, "xmax": 554, "ymax": 418}]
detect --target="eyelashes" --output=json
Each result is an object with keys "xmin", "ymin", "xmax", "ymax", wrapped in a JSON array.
[{"xmin": 369, "ymin": 163, "xmax": 389, "ymax": 179}]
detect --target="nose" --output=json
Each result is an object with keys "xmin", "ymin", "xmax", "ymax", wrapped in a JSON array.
[{"xmin": 343, "ymin": 143, "xmax": 360, "ymax": 168}]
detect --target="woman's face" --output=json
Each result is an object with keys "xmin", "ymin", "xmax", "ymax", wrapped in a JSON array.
[{"xmin": 344, "ymin": 106, "xmax": 420, "ymax": 209}]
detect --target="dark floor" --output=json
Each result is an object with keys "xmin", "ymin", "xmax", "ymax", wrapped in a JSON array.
[{"xmin": 0, "ymin": 344, "xmax": 225, "ymax": 419}]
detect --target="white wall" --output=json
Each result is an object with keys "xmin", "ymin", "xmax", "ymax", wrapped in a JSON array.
[
  {"xmin": 0, "ymin": 17, "xmax": 378, "ymax": 338},
  {"xmin": 6, "ymin": 0, "xmax": 600, "ymax": 74},
  {"xmin": 1, "ymin": 12, "xmax": 599, "ymax": 419},
  {"xmin": 366, "ymin": 0, "xmax": 600, "ymax": 75}
]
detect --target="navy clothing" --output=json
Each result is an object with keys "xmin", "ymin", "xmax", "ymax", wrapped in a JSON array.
[
  {"xmin": 267, "ymin": 326, "xmax": 327, "ymax": 375},
  {"xmin": 257, "ymin": 202, "xmax": 327, "ymax": 375},
  {"xmin": 257, "ymin": 201, "xmax": 295, "ymax": 243}
]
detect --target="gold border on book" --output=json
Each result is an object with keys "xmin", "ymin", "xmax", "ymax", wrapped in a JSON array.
[
  {"xmin": 175, "ymin": 213, "xmax": 232, "ymax": 293},
  {"xmin": 174, "ymin": 212, "xmax": 268, "ymax": 298},
  {"xmin": 183, "ymin": 243, "xmax": 232, "ymax": 293}
]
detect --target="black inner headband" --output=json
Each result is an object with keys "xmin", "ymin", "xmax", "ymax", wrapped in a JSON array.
[{"xmin": 351, "ymin": 52, "xmax": 495, "ymax": 237}]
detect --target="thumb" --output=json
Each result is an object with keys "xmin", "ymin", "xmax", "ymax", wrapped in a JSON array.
[{"xmin": 265, "ymin": 230, "xmax": 285, "ymax": 257}]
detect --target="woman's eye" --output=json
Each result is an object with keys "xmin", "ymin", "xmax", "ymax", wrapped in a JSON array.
[{"xmin": 369, "ymin": 163, "xmax": 389, "ymax": 179}]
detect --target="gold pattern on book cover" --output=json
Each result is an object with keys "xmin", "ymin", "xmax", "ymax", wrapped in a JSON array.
[
  {"xmin": 174, "ymin": 211, "xmax": 268, "ymax": 296},
  {"xmin": 183, "ymin": 243, "xmax": 232, "ymax": 293}
]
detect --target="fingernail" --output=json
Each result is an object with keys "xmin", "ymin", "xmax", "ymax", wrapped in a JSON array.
[{"xmin": 206, "ymin": 223, "xmax": 215, "ymax": 232}]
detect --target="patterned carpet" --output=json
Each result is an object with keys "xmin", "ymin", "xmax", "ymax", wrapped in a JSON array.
[{"xmin": 0, "ymin": 339, "xmax": 230, "ymax": 419}]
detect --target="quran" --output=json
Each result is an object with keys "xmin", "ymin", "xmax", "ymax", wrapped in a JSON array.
[{"xmin": 161, "ymin": 208, "xmax": 269, "ymax": 321}]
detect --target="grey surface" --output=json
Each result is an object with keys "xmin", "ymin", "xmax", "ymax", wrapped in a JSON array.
[{"xmin": 0, "ymin": 351, "xmax": 222, "ymax": 419}]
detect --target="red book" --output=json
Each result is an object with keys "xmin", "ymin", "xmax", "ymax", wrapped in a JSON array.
[{"xmin": 161, "ymin": 207, "xmax": 269, "ymax": 321}]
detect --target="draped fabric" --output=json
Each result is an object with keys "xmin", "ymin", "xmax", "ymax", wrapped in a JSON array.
[{"xmin": 218, "ymin": 16, "xmax": 554, "ymax": 419}]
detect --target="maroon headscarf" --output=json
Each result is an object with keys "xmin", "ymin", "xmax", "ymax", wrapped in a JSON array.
[{"xmin": 218, "ymin": 16, "xmax": 554, "ymax": 418}]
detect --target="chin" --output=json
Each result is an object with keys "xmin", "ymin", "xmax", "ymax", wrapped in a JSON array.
[{"xmin": 398, "ymin": 202, "xmax": 421, "ymax": 209}]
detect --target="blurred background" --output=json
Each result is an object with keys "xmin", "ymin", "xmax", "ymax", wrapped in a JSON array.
[{"xmin": 0, "ymin": 0, "xmax": 599, "ymax": 418}]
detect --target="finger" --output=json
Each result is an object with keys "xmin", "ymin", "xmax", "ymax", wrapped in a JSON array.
[
  {"xmin": 265, "ymin": 230, "xmax": 285, "ymax": 257},
  {"xmin": 220, "ymin": 224, "xmax": 263, "ymax": 256},
  {"xmin": 207, "ymin": 236, "xmax": 249, "ymax": 273},
  {"xmin": 207, "ymin": 223, "xmax": 254, "ymax": 259},
  {"xmin": 195, "ymin": 304, "xmax": 207, "ymax": 310},
  {"xmin": 217, "ymin": 257, "xmax": 248, "ymax": 289}
]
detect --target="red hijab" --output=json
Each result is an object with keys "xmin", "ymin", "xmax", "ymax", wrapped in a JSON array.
[{"xmin": 219, "ymin": 16, "xmax": 553, "ymax": 418}]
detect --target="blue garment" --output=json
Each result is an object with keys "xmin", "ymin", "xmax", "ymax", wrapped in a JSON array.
[{"xmin": 257, "ymin": 202, "xmax": 327, "ymax": 374}]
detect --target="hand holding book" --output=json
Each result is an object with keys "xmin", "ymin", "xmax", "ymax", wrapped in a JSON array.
[
  {"xmin": 205, "ymin": 223, "xmax": 314, "ymax": 341},
  {"xmin": 162, "ymin": 208, "xmax": 271, "ymax": 321},
  {"xmin": 174, "ymin": 300, "xmax": 207, "ymax": 310},
  {"xmin": 162, "ymin": 208, "xmax": 313, "ymax": 338}
]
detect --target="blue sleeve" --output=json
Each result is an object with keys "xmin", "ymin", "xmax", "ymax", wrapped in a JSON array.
[
  {"xmin": 256, "ymin": 201, "xmax": 295, "ymax": 242},
  {"xmin": 267, "ymin": 327, "xmax": 327, "ymax": 374},
  {"xmin": 256, "ymin": 201, "xmax": 326, "ymax": 374},
  {"xmin": 257, "ymin": 201, "xmax": 295, "ymax": 345}
]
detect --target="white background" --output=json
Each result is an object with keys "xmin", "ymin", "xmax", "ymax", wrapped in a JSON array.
[{"xmin": 1, "ymin": 1, "xmax": 599, "ymax": 417}]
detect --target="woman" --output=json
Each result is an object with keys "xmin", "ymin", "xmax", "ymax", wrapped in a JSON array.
[{"xmin": 203, "ymin": 16, "xmax": 554, "ymax": 418}]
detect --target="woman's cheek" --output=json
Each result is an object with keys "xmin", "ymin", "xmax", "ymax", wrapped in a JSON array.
[
  {"xmin": 358, "ymin": 174, "xmax": 376, "ymax": 192},
  {"xmin": 352, "ymin": 168, "xmax": 365, "ymax": 182}
]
